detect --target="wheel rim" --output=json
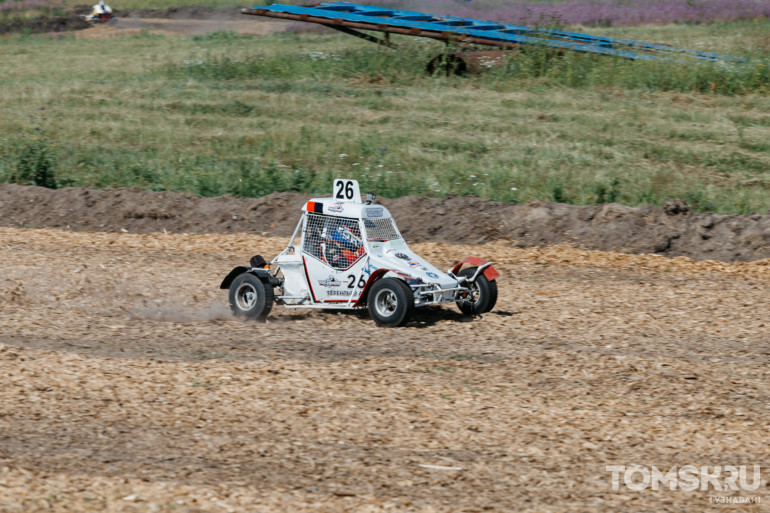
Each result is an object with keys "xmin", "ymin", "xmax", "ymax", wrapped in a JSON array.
[
  {"xmin": 464, "ymin": 281, "xmax": 480, "ymax": 305},
  {"xmin": 235, "ymin": 282, "xmax": 258, "ymax": 310},
  {"xmin": 373, "ymin": 288, "xmax": 398, "ymax": 318}
]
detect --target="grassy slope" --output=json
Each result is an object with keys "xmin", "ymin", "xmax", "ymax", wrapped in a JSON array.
[{"xmin": 0, "ymin": 20, "xmax": 769, "ymax": 213}]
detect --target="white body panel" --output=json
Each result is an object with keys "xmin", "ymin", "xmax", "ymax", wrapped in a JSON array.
[
  {"xmin": 274, "ymin": 256, "xmax": 309, "ymax": 304},
  {"xmin": 302, "ymin": 255, "xmax": 368, "ymax": 304}
]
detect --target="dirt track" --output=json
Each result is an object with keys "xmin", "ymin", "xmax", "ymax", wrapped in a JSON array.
[{"xmin": 1, "ymin": 226, "xmax": 769, "ymax": 511}]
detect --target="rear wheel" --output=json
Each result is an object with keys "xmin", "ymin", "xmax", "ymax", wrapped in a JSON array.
[
  {"xmin": 456, "ymin": 267, "xmax": 495, "ymax": 315},
  {"xmin": 368, "ymin": 278, "xmax": 414, "ymax": 327},
  {"xmin": 229, "ymin": 273, "xmax": 274, "ymax": 321},
  {"xmin": 485, "ymin": 280, "xmax": 498, "ymax": 312}
]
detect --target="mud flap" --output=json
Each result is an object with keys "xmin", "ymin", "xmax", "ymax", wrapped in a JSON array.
[{"xmin": 220, "ymin": 266, "xmax": 273, "ymax": 290}]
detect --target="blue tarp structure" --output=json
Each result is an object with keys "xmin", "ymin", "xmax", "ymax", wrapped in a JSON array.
[{"xmin": 243, "ymin": 2, "xmax": 742, "ymax": 63}]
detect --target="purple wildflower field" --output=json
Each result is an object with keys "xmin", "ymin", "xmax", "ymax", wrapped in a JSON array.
[
  {"xmin": 370, "ymin": 0, "xmax": 770, "ymax": 27},
  {"xmin": 0, "ymin": 0, "xmax": 61, "ymax": 15}
]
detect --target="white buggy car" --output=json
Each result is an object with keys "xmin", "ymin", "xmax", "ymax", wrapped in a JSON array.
[{"xmin": 221, "ymin": 179, "xmax": 499, "ymax": 327}]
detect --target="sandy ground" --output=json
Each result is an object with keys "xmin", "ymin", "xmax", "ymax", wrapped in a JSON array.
[{"xmin": 1, "ymin": 226, "xmax": 769, "ymax": 511}]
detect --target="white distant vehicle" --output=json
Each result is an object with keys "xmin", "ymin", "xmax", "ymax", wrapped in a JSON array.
[
  {"xmin": 83, "ymin": 0, "xmax": 113, "ymax": 22},
  {"xmin": 220, "ymin": 179, "xmax": 499, "ymax": 327}
]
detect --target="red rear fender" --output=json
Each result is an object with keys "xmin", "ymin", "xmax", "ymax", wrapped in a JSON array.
[{"xmin": 451, "ymin": 257, "xmax": 499, "ymax": 281}]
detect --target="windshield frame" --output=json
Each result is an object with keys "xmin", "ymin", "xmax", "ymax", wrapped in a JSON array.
[{"xmin": 361, "ymin": 216, "xmax": 404, "ymax": 245}]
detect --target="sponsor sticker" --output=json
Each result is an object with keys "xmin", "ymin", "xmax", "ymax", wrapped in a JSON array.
[
  {"xmin": 326, "ymin": 203, "xmax": 345, "ymax": 213},
  {"xmin": 318, "ymin": 276, "xmax": 341, "ymax": 287},
  {"xmin": 427, "ymin": 272, "xmax": 439, "ymax": 279}
]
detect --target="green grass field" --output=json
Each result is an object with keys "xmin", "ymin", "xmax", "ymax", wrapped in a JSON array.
[{"xmin": 1, "ymin": 19, "xmax": 769, "ymax": 213}]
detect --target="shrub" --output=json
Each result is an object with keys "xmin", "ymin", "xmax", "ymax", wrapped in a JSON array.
[{"xmin": 11, "ymin": 139, "xmax": 57, "ymax": 189}]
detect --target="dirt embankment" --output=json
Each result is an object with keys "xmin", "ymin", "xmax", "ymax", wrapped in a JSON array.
[
  {"xmin": 1, "ymin": 183, "xmax": 769, "ymax": 262},
  {"xmin": 0, "ymin": 14, "xmax": 91, "ymax": 35},
  {"xmin": 0, "ymin": 5, "xmax": 267, "ymax": 36}
]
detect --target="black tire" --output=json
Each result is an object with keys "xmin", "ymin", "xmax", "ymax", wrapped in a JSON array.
[
  {"xmin": 228, "ymin": 273, "xmax": 274, "ymax": 321},
  {"xmin": 367, "ymin": 278, "xmax": 414, "ymax": 327},
  {"xmin": 456, "ymin": 267, "xmax": 494, "ymax": 315},
  {"xmin": 485, "ymin": 279, "xmax": 498, "ymax": 313}
]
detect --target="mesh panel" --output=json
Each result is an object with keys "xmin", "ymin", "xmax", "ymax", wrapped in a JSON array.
[
  {"xmin": 303, "ymin": 213, "xmax": 365, "ymax": 270},
  {"xmin": 364, "ymin": 218, "xmax": 401, "ymax": 242}
]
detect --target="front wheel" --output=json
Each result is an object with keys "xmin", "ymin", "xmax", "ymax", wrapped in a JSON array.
[
  {"xmin": 367, "ymin": 278, "xmax": 414, "ymax": 327},
  {"xmin": 228, "ymin": 273, "xmax": 274, "ymax": 321},
  {"xmin": 456, "ymin": 267, "xmax": 495, "ymax": 315}
]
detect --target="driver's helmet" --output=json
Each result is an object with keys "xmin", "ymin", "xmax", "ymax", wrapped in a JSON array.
[
  {"xmin": 320, "ymin": 218, "xmax": 363, "ymax": 269},
  {"xmin": 93, "ymin": 0, "xmax": 111, "ymax": 14},
  {"xmin": 330, "ymin": 219, "xmax": 362, "ymax": 250}
]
